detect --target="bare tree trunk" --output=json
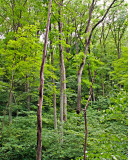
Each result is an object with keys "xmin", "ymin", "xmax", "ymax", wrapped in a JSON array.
[
  {"xmin": 63, "ymin": 58, "xmax": 67, "ymax": 122},
  {"xmin": 60, "ymin": 51, "xmax": 64, "ymax": 142},
  {"xmin": 100, "ymin": 22, "xmax": 105, "ymax": 96},
  {"xmin": 58, "ymin": 0, "xmax": 65, "ymax": 141},
  {"xmin": 50, "ymin": 26, "xmax": 57, "ymax": 130},
  {"xmin": 77, "ymin": 73, "xmax": 82, "ymax": 114},
  {"xmin": 8, "ymin": 67, "xmax": 14, "ymax": 124},
  {"xmin": 53, "ymin": 87, "xmax": 57, "ymax": 129},
  {"xmin": 36, "ymin": 0, "xmax": 52, "ymax": 160},
  {"xmin": 9, "ymin": 90, "xmax": 13, "ymax": 124},
  {"xmin": 77, "ymin": 46, "xmax": 88, "ymax": 114},
  {"xmin": 92, "ymin": 89, "xmax": 95, "ymax": 102},
  {"xmin": 59, "ymin": 1, "xmax": 67, "ymax": 122},
  {"xmin": 51, "ymin": 59, "xmax": 57, "ymax": 129},
  {"xmin": 75, "ymin": 20, "xmax": 79, "ymax": 55}
]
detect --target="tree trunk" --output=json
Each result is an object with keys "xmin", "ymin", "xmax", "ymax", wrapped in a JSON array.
[
  {"xmin": 58, "ymin": 0, "xmax": 65, "ymax": 141},
  {"xmin": 92, "ymin": 89, "xmax": 95, "ymax": 102},
  {"xmin": 8, "ymin": 89, "xmax": 13, "ymax": 124},
  {"xmin": 51, "ymin": 58, "xmax": 57, "ymax": 129},
  {"xmin": 50, "ymin": 28, "xmax": 57, "ymax": 130},
  {"xmin": 60, "ymin": 51, "xmax": 64, "ymax": 141},
  {"xmin": 36, "ymin": 0, "xmax": 52, "ymax": 160},
  {"xmin": 63, "ymin": 57, "xmax": 67, "ymax": 122},
  {"xmin": 53, "ymin": 87, "xmax": 57, "ymax": 129},
  {"xmin": 75, "ymin": 20, "xmax": 79, "ymax": 55},
  {"xmin": 8, "ymin": 67, "xmax": 14, "ymax": 124},
  {"xmin": 77, "ymin": 46, "xmax": 88, "ymax": 114}
]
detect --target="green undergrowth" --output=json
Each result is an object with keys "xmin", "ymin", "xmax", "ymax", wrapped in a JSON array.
[{"xmin": 0, "ymin": 107, "xmax": 127, "ymax": 160}]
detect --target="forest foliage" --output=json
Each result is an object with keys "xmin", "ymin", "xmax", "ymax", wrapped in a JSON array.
[{"xmin": 0, "ymin": 0, "xmax": 128, "ymax": 160}]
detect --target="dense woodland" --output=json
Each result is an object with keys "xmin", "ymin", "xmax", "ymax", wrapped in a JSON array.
[{"xmin": 0, "ymin": 0, "xmax": 128, "ymax": 160}]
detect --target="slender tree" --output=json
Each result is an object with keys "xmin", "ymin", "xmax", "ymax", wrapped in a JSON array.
[
  {"xmin": 58, "ymin": 0, "xmax": 67, "ymax": 122},
  {"xmin": 50, "ymin": 24, "xmax": 57, "ymax": 129},
  {"xmin": 58, "ymin": 0, "xmax": 64, "ymax": 141},
  {"xmin": 37, "ymin": 0, "xmax": 52, "ymax": 160},
  {"xmin": 8, "ymin": 67, "xmax": 14, "ymax": 124}
]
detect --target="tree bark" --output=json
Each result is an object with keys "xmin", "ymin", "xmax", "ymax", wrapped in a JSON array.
[
  {"xmin": 75, "ymin": 20, "xmax": 79, "ymax": 55},
  {"xmin": 36, "ymin": 0, "xmax": 52, "ymax": 160},
  {"xmin": 77, "ymin": 46, "xmax": 89, "ymax": 114},
  {"xmin": 51, "ymin": 56, "xmax": 57, "ymax": 129},
  {"xmin": 60, "ymin": 50, "xmax": 64, "ymax": 141},
  {"xmin": 58, "ymin": 0, "xmax": 67, "ymax": 142},
  {"xmin": 92, "ymin": 89, "xmax": 95, "ymax": 102},
  {"xmin": 63, "ymin": 58, "xmax": 67, "ymax": 122},
  {"xmin": 60, "ymin": 2, "xmax": 67, "ymax": 122},
  {"xmin": 50, "ymin": 26, "xmax": 57, "ymax": 130},
  {"xmin": 8, "ymin": 66, "xmax": 15, "ymax": 124},
  {"xmin": 8, "ymin": 89, "xmax": 13, "ymax": 124}
]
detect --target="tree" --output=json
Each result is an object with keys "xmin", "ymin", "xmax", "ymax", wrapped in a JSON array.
[
  {"xmin": 76, "ymin": 0, "xmax": 119, "ymax": 114},
  {"xmin": 50, "ymin": 24, "xmax": 57, "ymax": 129},
  {"xmin": 0, "ymin": 25, "xmax": 42, "ymax": 122},
  {"xmin": 37, "ymin": 0, "xmax": 52, "ymax": 159}
]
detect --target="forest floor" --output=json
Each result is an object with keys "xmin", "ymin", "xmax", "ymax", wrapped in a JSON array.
[{"xmin": 0, "ymin": 107, "xmax": 128, "ymax": 160}]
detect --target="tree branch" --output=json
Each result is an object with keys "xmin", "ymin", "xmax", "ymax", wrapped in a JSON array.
[
  {"xmin": 23, "ymin": 0, "xmax": 27, "ymax": 7},
  {"xmin": 88, "ymin": 0, "xmax": 117, "ymax": 45},
  {"xmin": 85, "ymin": 0, "xmax": 95, "ymax": 33},
  {"xmin": 111, "ymin": 0, "xmax": 124, "ymax": 8},
  {"xmin": 84, "ymin": 70, "xmax": 96, "ymax": 112}
]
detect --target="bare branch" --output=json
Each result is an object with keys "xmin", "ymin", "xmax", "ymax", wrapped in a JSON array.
[
  {"xmin": 88, "ymin": 0, "xmax": 118, "ymax": 45},
  {"xmin": 54, "ymin": 0, "xmax": 62, "ymax": 6},
  {"xmin": 85, "ymin": 0, "xmax": 95, "ymax": 33},
  {"xmin": 23, "ymin": 0, "xmax": 27, "ymax": 7},
  {"xmin": 111, "ymin": 0, "xmax": 124, "ymax": 8}
]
